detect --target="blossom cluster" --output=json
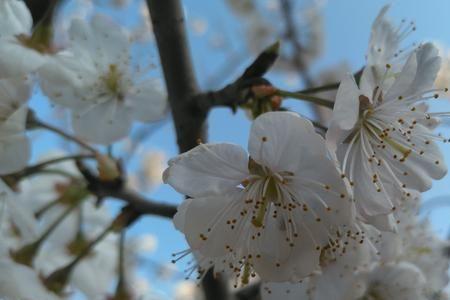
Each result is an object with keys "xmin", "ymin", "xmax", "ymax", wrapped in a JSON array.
[
  {"xmin": 0, "ymin": 0, "xmax": 167, "ymax": 175},
  {"xmin": 165, "ymin": 5, "xmax": 450, "ymax": 299},
  {"xmin": 0, "ymin": 0, "xmax": 167, "ymax": 299},
  {"xmin": 0, "ymin": 153, "xmax": 157, "ymax": 299}
]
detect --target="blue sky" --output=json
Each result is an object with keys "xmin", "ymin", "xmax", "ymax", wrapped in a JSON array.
[{"xmin": 28, "ymin": 0, "xmax": 450, "ymax": 298}]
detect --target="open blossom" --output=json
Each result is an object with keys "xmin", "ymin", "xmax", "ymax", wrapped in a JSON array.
[
  {"xmin": 378, "ymin": 193, "xmax": 450, "ymax": 298},
  {"xmin": 0, "ymin": 0, "xmax": 49, "ymax": 77},
  {"xmin": 39, "ymin": 16, "xmax": 168, "ymax": 144},
  {"xmin": 261, "ymin": 222, "xmax": 377, "ymax": 300},
  {"xmin": 358, "ymin": 262, "xmax": 427, "ymax": 300},
  {"xmin": 327, "ymin": 6, "xmax": 446, "ymax": 228},
  {"xmin": 327, "ymin": 24, "xmax": 446, "ymax": 227},
  {"xmin": 165, "ymin": 111, "xmax": 356, "ymax": 283}
]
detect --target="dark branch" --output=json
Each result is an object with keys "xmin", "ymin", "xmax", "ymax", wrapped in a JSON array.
[
  {"xmin": 279, "ymin": 0, "xmax": 314, "ymax": 86},
  {"xmin": 147, "ymin": 1, "xmax": 232, "ymax": 298},
  {"xmin": 24, "ymin": 0, "xmax": 60, "ymax": 26},
  {"xmin": 195, "ymin": 42, "xmax": 280, "ymax": 113},
  {"xmin": 75, "ymin": 159, "xmax": 177, "ymax": 219},
  {"xmin": 147, "ymin": 0, "xmax": 204, "ymax": 153},
  {"xmin": 95, "ymin": 187, "xmax": 177, "ymax": 219}
]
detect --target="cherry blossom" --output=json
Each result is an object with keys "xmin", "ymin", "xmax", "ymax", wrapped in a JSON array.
[
  {"xmin": 261, "ymin": 221, "xmax": 377, "ymax": 300},
  {"xmin": 166, "ymin": 111, "xmax": 356, "ymax": 283},
  {"xmin": 39, "ymin": 16, "xmax": 168, "ymax": 144},
  {"xmin": 327, "ymin": 42, "xmax": 446, "ymax": 229}
]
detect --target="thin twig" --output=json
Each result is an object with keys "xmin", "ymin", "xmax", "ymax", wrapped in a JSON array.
[
  {"xmin": 297, "ymin": 82, "xmax": 340, "ymax": 94},
  {"xmin": 276, "ymin": 89, "xmax": 334, "ymax": 109},
  {"xmin": 13, "ymin": 155, "xmax": 94, "ymax": 179},
  {"xmin": 27, "ymin": 112, "xmax": 97, "ymax": 154}
]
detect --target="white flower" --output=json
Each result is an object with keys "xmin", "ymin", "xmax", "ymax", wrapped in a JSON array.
[
  {"xmin": 8, "ymin": 153, "xmax": 121, "ymax": 298},
  {"xmin": 327, "ymin": 42, "xmax": 446, "ymax": 229},
  {"xmin": 358, "ymin": 262, "xmax": 427, "ymax": 300},
  {"xmin": 0, "ymin": 0, "xmax": 48, "ymax": 77},
  {"xmin": 166, "ymin": 111, "xmax": 356, "ymax": 283},
  {"xmin": 261, "ymin": 221, "xmax": 377, "ymax": 300},
  {"xmin": 39, "ymin": 16, "xmax": 168, "ymax": 144}
]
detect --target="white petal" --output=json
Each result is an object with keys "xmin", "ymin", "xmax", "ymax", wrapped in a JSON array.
[
  {"xmin": 366, "ymin": 5, "xmax": 399, "ymax": 66},
  {"xmin": 0, "ymin": 180, "xmax": 38, "ymax": 242},
  {"xmin": 0, "ymin": 260, "xmax": 60, "ymax": 300},
  {"xmin": 248, "ymin": 111, "xmax": 325, "ymax": 173},
  {"xmin": 71, "ymin": 100, "xmax": 133, "ymax": 144},
  {"xmin": 0, "ymin": 0, "xmax": 32, "ymax": 36},
  {"xmin": 163, "ymin": 143, "xmax": 248, "ymax": 198},
  {"xmin": 329, "ymin": 74, "xmax": 360, "ymax": 130},
  {"xmin": 261, "ymin": 282, "xmax": 308, "ymax": 300},
  {"xmin": 0, "ymin": 41, "xmax": 46, "ymax": 78},
  {"xmin": 361, "ymin": 212, "xmax": 396, "ymax": 232},
  {"xmin": 0, "ymin": 106, "xmax": 30, "ymax": 174},
  {"xmin": 253, "ymin": 218, "xmax": 321, "ymax": 281},
  {"xmin": 326, "ymin": 75, "xmax": 361, "ymax": 153},
  {"xmin": 39, "ymin": 52, "xmax": 97, "ymax": 110},
  {"xmin": 90, "ymin": 15, "xmax": 129, "ymax": 62},
  {"xmin": 174, "ymin": 193, "xmax": 242, "ymax": 258},
  {"xmin": 385, "ymin": 43, "xmax": 441, "ymax": 101},
  {"xmin": 129, "ymin": 78, "xmax": 168, "ymax": 122},
  {"xmin": 69, "ymin": 16, "xmax": 129, "ymax": 69},
  {"xmin": 173, "ymin": 198, "xmax": 192, "ymax": 231},
  {"xmin": 0, "ymin": 76, "xmax": 31, "ymax": 120}
]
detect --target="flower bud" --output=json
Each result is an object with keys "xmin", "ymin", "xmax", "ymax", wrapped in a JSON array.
[{"xmin": 96, "ymin": 153, "xmax": 121, "ymax": 182}]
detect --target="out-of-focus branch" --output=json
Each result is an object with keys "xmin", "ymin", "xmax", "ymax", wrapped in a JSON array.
[
  {"xmin": 75, "ymin": 159, "xmax": 177, "ymax": 219},
  {"xmin": 27, "ymin": 110, "xmax": 98, "ymax": 154},
  {"xmin": 147, "ymin": 0, "xmax": 204, "ymax": 153},
  {"xmin": 147, "ymin": 1, "xmax": 232, "ymax": 298},
  {"xmin": 24, "ymin": 0, "xmax": 60, "ymax": 26},
  {"xmin": 280, "ymin": 0, "xmax": 314, "ymax": 87}
]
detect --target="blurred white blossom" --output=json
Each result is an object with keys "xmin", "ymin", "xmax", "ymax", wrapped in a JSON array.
[{"xmin": 39, "ymin": 16, "xmax": 168, "ymax": 144}]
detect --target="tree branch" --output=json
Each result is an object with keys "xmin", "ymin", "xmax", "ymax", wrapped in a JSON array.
[
  {"xmin": 75, "ymin": 159, "xmax": 177, "ymax": 219},
  {"xmin": 95, "ymin": 187, "xmax": 177, "ymax": 219},
  {"xmin": 147, "ymin": 1, "xmax": 233, "ymax": 298},
  {"xmin": 280, "ymin": 0, "xmax": 314, "ymax": 86},
  {"xmin": 147, "ymin": 0, "xmax": 204, "ymax": 153}
]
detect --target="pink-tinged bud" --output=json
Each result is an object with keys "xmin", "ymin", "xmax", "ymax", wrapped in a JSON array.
[
  {"xmin": 96, "ymin": 153, "xmax": 121, "ymax": 182},
  {"xmin": 251, "ymin": 85, "xmax": 277, "ymax": 98},
  {"xmin": 270, "ymin": 95, "xmax": 283, "ymax": 110}
]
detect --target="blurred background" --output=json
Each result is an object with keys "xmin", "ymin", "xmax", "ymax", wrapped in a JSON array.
[{"xmin": 27, "ymin": 0, "xmax": 450, "ymax": 298}]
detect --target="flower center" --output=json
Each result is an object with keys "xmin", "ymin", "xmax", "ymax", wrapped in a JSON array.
[
  {"xmin": 243, "ymin": 158, "xmax": 293, "ymax": 228},
  {"xmin": 102, "ymin": 64, "xmax": 124, "ymax": 100}
]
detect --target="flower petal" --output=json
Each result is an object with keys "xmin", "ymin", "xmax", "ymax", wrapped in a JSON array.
[
  {"xmin": 163, "ymin": 143, "xmax": 248, "ymax": 198},
  {"xmin": 0, "ymin": 0, "xmax": 32, "ymax": 36},
  {"xmin": 173, "ymin": 193, "xmax": 242, "ymax": 258},
  {"xmin": 129, "ymin": 78, "xmax": 168, "ymax": 122},
  {"xmin": 253, "ymin": 217, "xmax": 321, "ymax": 281},
  {"xmin": 71, "ymin": 100, "xmax": 133, "ymax": 144},
  {"xmin": 0, "ymin": 41, "xmax": 46, "ymax": 78},
  {"xmin": 248, "ymin": 111, "xmax": 327, "ymax": 173}
]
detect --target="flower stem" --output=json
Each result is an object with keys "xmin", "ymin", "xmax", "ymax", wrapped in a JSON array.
[
  {"xmin": 296, "ymin": 82, "xmax": 340, "ymax": 94},
  {"xmin": 276, "ymin": 89, "xmax": 334, "ymax": 109}
]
